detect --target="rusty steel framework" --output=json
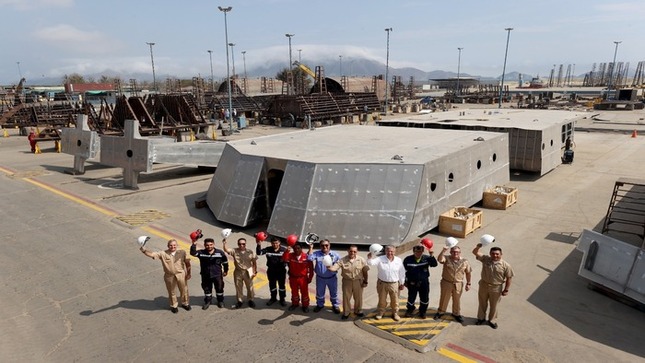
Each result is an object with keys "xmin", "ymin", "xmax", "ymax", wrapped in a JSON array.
[{"xmin": 583, "ymin": 61, "xmax": 633, "ymax": 88}]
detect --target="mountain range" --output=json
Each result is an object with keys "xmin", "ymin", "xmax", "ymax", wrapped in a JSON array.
[{"xmin": 19, "ymin": 58, "xmax": 541, "ymax": 87}]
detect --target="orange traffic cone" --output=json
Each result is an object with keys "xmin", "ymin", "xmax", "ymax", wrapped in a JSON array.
[{"xmin": 631, "ymin": 130, "xmax": 638, "ymax": 138}]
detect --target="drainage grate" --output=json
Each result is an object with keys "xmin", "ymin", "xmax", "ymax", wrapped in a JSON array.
[{"xmin": 115, "ymin": 209, "xmax": 170, "ymax": 226}]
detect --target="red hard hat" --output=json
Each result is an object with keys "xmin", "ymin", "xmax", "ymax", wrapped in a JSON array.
[
  {"xmin": 255, "ymin": 231, "xmax": 268, "ymax": 242},
  {"xmin": 286, "ymin": 234, "xmax": 298, "ymax": 247},
  {"xmin": 421, "ymin": 238, "xmax": 433, "ymax": 250},
  {"xmin": 190, "ymin": 231, "xmax": 199, "ymax": 242}
]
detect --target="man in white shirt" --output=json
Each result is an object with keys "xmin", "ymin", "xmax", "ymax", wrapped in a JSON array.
[{"xmin": 367, "ymin": 245, "xmax": 406, "ymax": 321}]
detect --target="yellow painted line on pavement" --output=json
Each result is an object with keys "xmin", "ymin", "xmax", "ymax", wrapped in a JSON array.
[
  {"xmin": 0, "ymin": 166, "xmax": 15, "ymax": 175},
  {"xmin": 23, "ymin": 178, "xmax": 118, "ymax": 217},
  {"xmin": 437, "ymin": 347, "xmax": 478, "ymax": 363}
]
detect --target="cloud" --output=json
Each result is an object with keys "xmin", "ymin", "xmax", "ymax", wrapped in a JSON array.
[
  {"xmin": 32, "ymin": 24, "xmax": 123, "ymax": 54},
  {"xmin": 245, "ymin": 44, "xmax": 384, "ymax": 67},
  {"xmin": 46, "ymin": 57, "xmax": 157, "ymax": 78}
]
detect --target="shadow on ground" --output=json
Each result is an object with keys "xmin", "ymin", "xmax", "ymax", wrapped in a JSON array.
[
  {"xmin": 79, "ymin": 296, "xmax": 168, "ymax": 316},
  {"xmin": 527, "ymin": 248, "xmax": 645, "ymax": 357}
]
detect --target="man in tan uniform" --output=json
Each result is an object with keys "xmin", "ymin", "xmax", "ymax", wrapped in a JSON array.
[
  {"xmin": 472, "ymin": 244, "xmax": 513, "ymax": 329},
  {"xmin": 140, "ymin": 239, "xmax": 192, "ymax": 313},
  {"xmin": 435, "ymin": 246, "xmax": 472, "ymax": 323},
  {"xmin": 328, "ymin": 245, "xmax": 370, "ymax": 320},
  {"xmin": 224, "ymin": 237, "xmax": 258, "ymax": 308}
]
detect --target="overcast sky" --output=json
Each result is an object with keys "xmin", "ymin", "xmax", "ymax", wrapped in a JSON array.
[{"xmin": 1, "ymin": 0, "xmax": 643, "ymax": 85}]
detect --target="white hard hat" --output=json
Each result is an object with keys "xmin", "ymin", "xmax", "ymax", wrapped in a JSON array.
[
  {"xmin": 445, "ymin": 237, "xmax": 459, "ymax": 248},
  {"xmin": 480, "ymin": 234, "xmax": 495, "ymax": 246},
  {"xmin": 322, "ymin": 255, "xmax": 333, "ymax": 267},
  {"xmin": 221, "ymin": 228, "xmax": 232, "ymax": 238},
  {"xmin": 137, "ymin": 235, "xmax": 150, "ymax": 247},
  {"xmin": 369, "ymin": 243, "xmax": 383, "ymax": 255},
  {"xmin": 305, "ymin": 232, "xmax": 319, "ymax": 245}
]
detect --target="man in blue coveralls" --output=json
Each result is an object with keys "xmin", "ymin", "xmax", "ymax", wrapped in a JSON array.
[
  {"xmin": 308, "ymin": 239, "xmax": 341, "ymax": 313},
  {"xmin": 403, "ymin": 244, "xmax": 438, "ymax": 319}
]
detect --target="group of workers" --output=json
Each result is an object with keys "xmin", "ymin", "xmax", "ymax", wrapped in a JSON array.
[{"xmin": 139, "ymin": 232, "xmax": 513, "ymax": 329}]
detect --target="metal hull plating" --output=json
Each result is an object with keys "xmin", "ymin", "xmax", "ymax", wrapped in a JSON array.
[
  {"xmin": 378, "ymin": 109, "xmax": 581, "ymax": 176},
  {"xmin": 207, "ymin": 125, "xmax": 509, "ymax": 245},
  {"xmin": 577, "ymin": 229, "xmax": 645, "ymax": 305}
]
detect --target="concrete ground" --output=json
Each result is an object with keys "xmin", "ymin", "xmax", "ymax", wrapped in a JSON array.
[{"xmin": 0, "ymin": 107, "xmax": 643, "ymax": 362}]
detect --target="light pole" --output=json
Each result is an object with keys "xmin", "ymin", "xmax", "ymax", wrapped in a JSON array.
[
  {"xmin": 242, "ymin": 50, "xmax": 247, "ymax": 81},
  {"xmin": 241, "ymin": 50, "xmax": 247, "ymax": 94},
  {"xmin": 456, "ymin": 47, "xmax": 463, "ymax": 97},
  {"xmin": 298, "ymin": 49, "xmax": 302, "ymax": 62},
  {"xmin": 16, "ymin": 61, "xmax": 22, "ymax": 79},
  {"xmin": 384, "ymin": 27, "xmax": 392, "ymax": 115},
  {"xmin": 229, "ymin": 43, "xmax": 236, "ymax": 81},
  {"xmin": 218, "ymin": 6, "xmax": 234, "ymax": 134},
  {"xmin": 498, "ymin": 28, "xmax": 513, "ymax": 108},
  {"xmin": 146, "ymin": 42, "xmax": 157, "ymax": 92},
  {"xmin": 207, "ymin": 50, "xmax": 214, "ymax": 92},
  {"xmin": 607, "ymin": 41, "xmax": 621, "ymax": 99},
  {"xmin": 339, "ymin": 55, "xmax": 343, "ymax": 76},
  {"xmin": 285, "ymin": 33, "xmax": 294, "ymax": 95}
]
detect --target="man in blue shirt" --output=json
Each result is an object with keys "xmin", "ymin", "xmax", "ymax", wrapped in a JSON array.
[{"xmin": 308, "ymin": 239, "xmax": 341, "ymax": 313}]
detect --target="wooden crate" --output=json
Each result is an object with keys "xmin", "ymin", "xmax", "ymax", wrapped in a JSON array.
[
  {"xmin": 439, "ymin": 207, "xmax": 483, "ymax": 238},
  {"xmin": 483, "ymin": 186, "xmax": 518, "ymax": 210}
]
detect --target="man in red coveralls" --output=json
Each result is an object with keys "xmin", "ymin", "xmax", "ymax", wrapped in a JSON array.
[
  {"xmin": 282, "ymin": 243, "xmax": 314, "ymax": 313},
  {"xmin": 27, "ymin": 128, "xmax": 37, "ymax": 153}
]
